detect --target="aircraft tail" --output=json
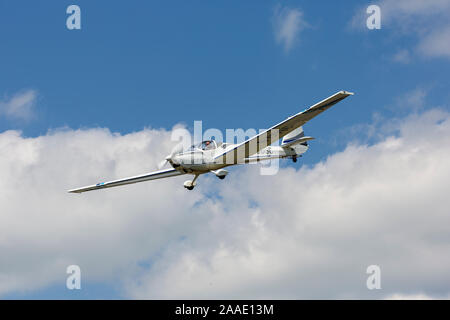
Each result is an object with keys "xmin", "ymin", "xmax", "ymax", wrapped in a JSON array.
[{"xmin": 281, "ymin": 126, "xmax": 314, "ymax": 147}]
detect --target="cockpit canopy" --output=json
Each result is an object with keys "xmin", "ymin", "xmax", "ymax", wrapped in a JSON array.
[{"xmin": 187, "ymin": 140, "xmax": 217, "ymax": 151}]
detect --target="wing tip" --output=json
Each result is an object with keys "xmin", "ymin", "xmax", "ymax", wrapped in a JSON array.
[
  {"xmin": 340, "ymin": 90, "xmax": 355, "ymax": 96},
  {"xmin": 67, "ymin": 189, "xmax": 82, "ymax": 194},
  {"xmin": 68, "ymin": 181, "xmax": 107, "ymax": 194}
]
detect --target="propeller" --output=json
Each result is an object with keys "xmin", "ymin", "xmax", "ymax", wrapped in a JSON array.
[{"xmin": 158, "ymin": 143, "xmax": 184, "ymax": 169}]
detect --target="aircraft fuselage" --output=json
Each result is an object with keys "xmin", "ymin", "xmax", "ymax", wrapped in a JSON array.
[{"xmin": 169, "ymin": 143, "xmax": 308, "ymax": 174}]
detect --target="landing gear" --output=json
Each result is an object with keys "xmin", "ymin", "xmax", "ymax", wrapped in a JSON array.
[
  {"xmin": 184, "ymin": 174, "xmax": 199, "ymax": 190},
  {"xmin": 212, "ymin": 169, "xmax": 228, "ymax": 180},
  {"xmin": 292, "ymin": 156, "xmax": 297, "ymax": 163}
]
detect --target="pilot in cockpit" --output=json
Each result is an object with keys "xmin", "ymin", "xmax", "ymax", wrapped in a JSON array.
[{"xmin": 202, "ymin": 140, "xmax": 215, "ymax": 150}]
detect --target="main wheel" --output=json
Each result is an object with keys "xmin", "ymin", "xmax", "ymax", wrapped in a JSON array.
[
  {"xmin": 218, "ymin": 175, "xmax": 226, "ymax": 180},
  {"xmin": 185, "ymin": 186, "xmax": 194, "ymax": 190},
  {"xmin": 292, "ymin": 156, "xmax": 297, "ymax": 163}
]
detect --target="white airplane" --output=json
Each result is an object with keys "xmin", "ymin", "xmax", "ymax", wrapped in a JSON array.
[{"xmin": 68, "ymin": 91, "xmax": 353, "ymax": 193}]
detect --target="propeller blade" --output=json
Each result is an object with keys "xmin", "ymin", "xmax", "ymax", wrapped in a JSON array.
[
  {"xmin": 157, "ymin": 159, "xmax": 168, "ymax": 170},
  {"xmin": 158, "ymin": 142, "xmax": 184, "ymax": 169},
  {"xmin": 170, "ymin": 143, "xmax": 184, "ymax": 156}
]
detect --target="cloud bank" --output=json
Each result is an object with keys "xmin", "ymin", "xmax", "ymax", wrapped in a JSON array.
[{"xmin": 1, "ymin": 108, "xmax": 450, "ymax": 299}]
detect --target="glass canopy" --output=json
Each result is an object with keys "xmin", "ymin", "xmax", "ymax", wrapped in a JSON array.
[{"xmin": 187, "ymin": 140, "xmax": 217, "ymax": 151}]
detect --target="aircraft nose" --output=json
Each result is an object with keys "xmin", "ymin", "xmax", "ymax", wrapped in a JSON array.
[{"xmin": 167, "ymin": 154, "xmax": 181, "ymax": 166}]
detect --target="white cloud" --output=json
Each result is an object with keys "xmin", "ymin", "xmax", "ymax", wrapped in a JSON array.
[
  {"xmin": 378, "ymin": 0, "xmax": 450, "ymax": 24},
  {"xmin": 417, "ymin": 25, "xmax": 450, "ymax": 58},
  {"xmin": 394, "ymin": 87, "xmax": 428, "ymax": 112},
  {"xmin": 1, "ymin": 107, "xmax": 450, "ymax": 299},
  {"xmin": 0, "ymin": 127, "xmax": 202, "ymax": 295},
  {"xmin": 351, "ymin": 0, "xmax": 450, "ymax": 59},
  {"xmin": 272, "ymin": 5, "xmax": 306, "ymax": 53},
  {"xmin": 0, "ymin": 90, "xmax": 37, "ymax": 121},
  {"xmin": 385, "ymin": 293, "xmax": 440, "ymax": 300}
]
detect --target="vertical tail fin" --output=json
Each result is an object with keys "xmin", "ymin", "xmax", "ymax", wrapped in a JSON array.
[
  {"xmin": 282, "ymin": 126, "xmax": 304, "ymax": 144},
  {"xmin": 281, "ymin": 126, "xmax": 314, "ymax": 147}
]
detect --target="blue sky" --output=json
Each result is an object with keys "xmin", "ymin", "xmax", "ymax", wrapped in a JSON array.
[
  {"xmin": 2, "ymin": 0, "xmax": 448, "ymax": 164},
  {"xmin": 1, "ymin": 1, "xmax": 450, "ymax": 299}
]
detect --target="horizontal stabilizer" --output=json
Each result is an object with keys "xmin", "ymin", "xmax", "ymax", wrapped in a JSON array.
[{"xmin": 281, "ymin": 136, "xmax": 315, "ymax": 148}]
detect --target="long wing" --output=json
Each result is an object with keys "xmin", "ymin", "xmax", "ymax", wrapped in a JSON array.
[
  {"xmin": 214, "ymin": 90, "xmax": 353, "ymax": 164},
  {"xmin": 68, "ymin": 168, "xmax": 184, "ymax": 193}
]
